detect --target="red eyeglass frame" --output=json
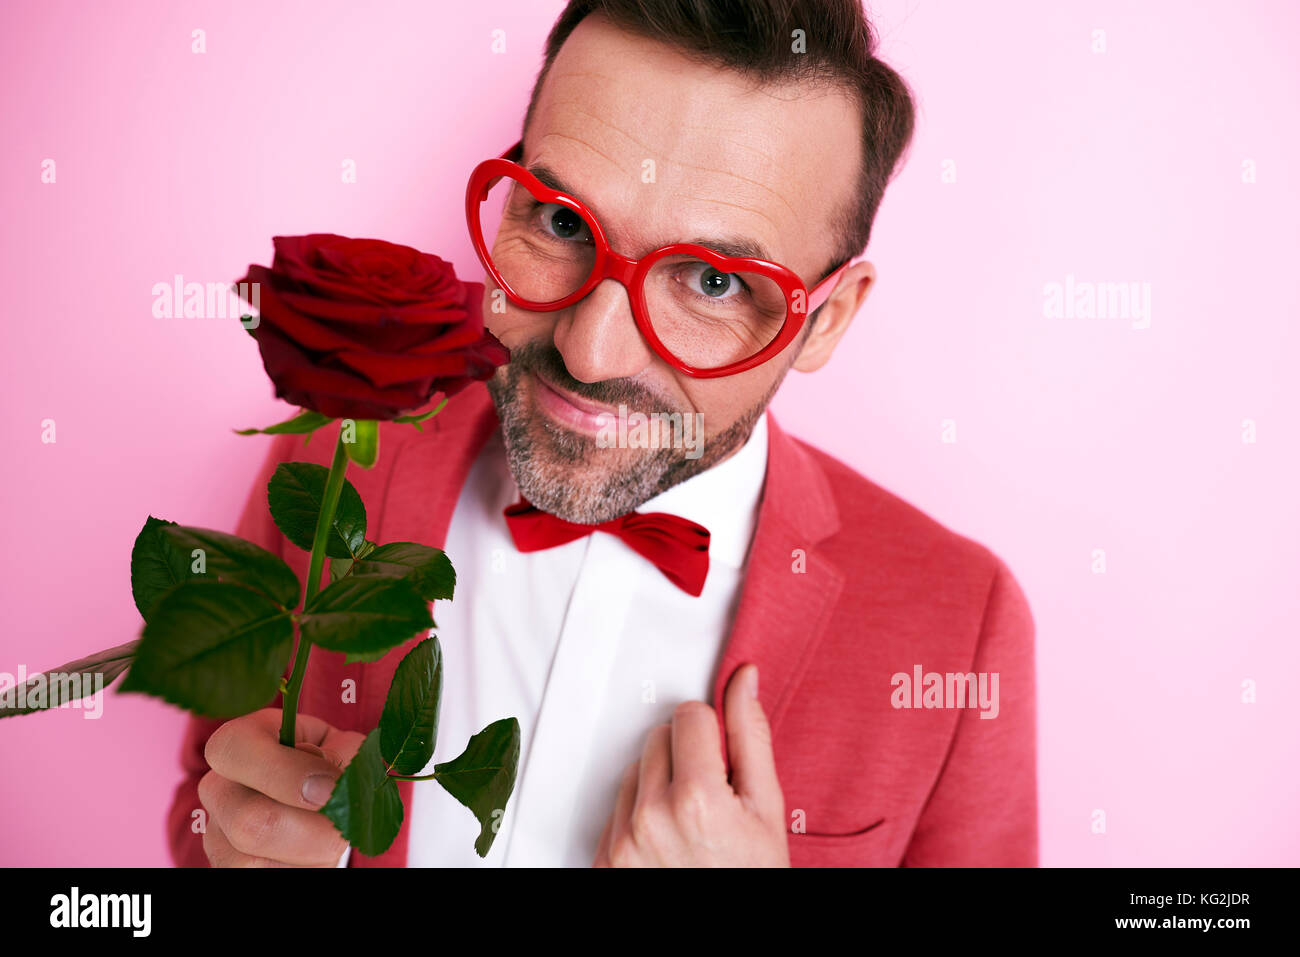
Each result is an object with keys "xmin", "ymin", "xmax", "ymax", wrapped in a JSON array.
[{"xmin": 465, "ymin": 140, "xmax": 852, "ymax": 378}]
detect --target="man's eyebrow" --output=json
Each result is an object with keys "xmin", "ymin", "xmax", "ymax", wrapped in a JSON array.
[
  {"xmin": 680, "ymin": 235, "xmax": 775, "ymax": 263},
  {"xmin": 525, "ymin": 163, "xmax": 585, "ymax": 206},
  {"xmin": 525, "ymin": 162, "xmax": 777, "ymax": 264}
]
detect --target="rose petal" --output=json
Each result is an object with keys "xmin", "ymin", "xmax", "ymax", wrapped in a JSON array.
[
  {"xmin": 331, "ymin": 350, "xmax": 477, "ymax": 389},
  {"xmin": 241, "ymin": 268, "xmax": 366, "ymax": 352},
  {"xmin": 257, "ymin": 326, "xmax": 432, "ymax": 418}
]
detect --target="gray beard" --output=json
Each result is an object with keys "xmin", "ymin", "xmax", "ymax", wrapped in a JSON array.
[{"xmin": 484, "ymin": 345, "xmax": 776, "ymax": 524}]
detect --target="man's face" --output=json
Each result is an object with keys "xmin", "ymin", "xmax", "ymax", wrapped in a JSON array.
[{"xmin": 483, "ymin": 14, "xmax": 862, "ymax": 523}]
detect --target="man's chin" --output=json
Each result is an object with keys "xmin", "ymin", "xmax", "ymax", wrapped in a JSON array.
[
  {"xmin": 506, "ymin": 414, "xmax": 670, "ymax": 523},
  {"xmin": 487, "ymin": 366, "xmax": 643, "ymax": 521},
  {"xmin": 484, "ymin": 353, "xmax": 756, "ymax": 522},
  {"xmin": 529, "ymin": 409, "xmax": 607, "ymax": 465}
]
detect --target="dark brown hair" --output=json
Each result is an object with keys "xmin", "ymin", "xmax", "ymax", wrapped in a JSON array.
[{"xmin": 522, "ymin": 0, "xmax": 916, "ymax": 288}]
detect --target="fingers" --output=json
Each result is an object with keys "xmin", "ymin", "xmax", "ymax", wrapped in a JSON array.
[
  {"xmin": 240, "ymin": 706, "xmax": 336, "ymax": 747},
  {"xmin": 204, "ymin": 709, "xmax": 351, "ymax": 811},
  {"xmin": 592, "ymin": 813, "xmax": 613, "ymax": 868},
  {"xmin": 198, "ymin": 770, "xmax": 347, "ymax": 867},
  {"xmin": 592, "ymin": 684, "xmax": 787, "ymax": 867},
  {"xmin": 198, "ymin": 709, "xmax": 363, "ymax": 868},
  {"xmin": 203, "ymin": 822, "xmax": 338, "ymax": 868},
  {"xmin": 318, "ymin": 723, "xmax": 367, "ymax": 768},
  {"xmin": 723, "ymin": 664, "xmax": 783, "ymax": 821},
  {"xmin": 600, "ymin": 760, "xmax": 640, "ymax": 867},
  {"xmin": 668, "ymin": 700, "xmax": 725, "ymax": 786},
  {"xmin": 202, "ymin": 813, "xmax": 288, "ymax": 868},
  {"xmin": 635, "ymin": 723, "xmax": 671, "ymax": 809}
]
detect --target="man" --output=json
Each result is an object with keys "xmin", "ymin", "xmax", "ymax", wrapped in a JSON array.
[{"xmin": 172, "ymin": 0, "xmax": 1036, "ymax": 868}]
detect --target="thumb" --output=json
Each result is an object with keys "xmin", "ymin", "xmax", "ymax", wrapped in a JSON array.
[
  {"xmin": 724, "ymin": 664, "xmax": 783, "ymax": 820},
  {"xmin": 298, "ymin": 727, "xmax": 367, "ymax": 771},
  {"xmin": 294, "ymin": 742, "xmax": 340, "ymax": 768}
]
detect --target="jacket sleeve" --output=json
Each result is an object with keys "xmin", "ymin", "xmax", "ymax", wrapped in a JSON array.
[
  {"xmin": 166, "ymin": 432, "xmax": 299, "ymax": 867},
  {"xmin": 901, "ymin": 556, "xmax": 1039, "ymax": 867}
]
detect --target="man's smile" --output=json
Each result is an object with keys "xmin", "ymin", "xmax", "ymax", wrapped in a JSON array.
[{"xmin": 530, "ymin": 368, "xmax": 623, "ymax": 435}]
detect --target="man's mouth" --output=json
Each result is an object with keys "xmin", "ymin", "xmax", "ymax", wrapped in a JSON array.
[{"xmin": 530, "ymin": 369, "xmax": 621, "ymax": 435}]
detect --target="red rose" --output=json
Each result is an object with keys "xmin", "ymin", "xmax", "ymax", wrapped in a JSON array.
[{"xmin": 235, "ymin": 234, "xmax": 509, "ymax": 420}]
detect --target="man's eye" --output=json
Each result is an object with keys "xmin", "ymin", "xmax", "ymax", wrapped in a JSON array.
[
  {"xmin": 682, "ymin": 262, "xmax": 748, "ymax": 301},
  {"xmin": 696, "ymin": 265, "xmax": 738, "ymax": 298},
  {"xmin": 536, "ymin": 203, "xmax": 592, "ymax": 242}
]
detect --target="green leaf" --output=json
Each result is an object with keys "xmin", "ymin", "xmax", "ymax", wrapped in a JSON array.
[
  {"xmin": 159, "ymin": 525, "xmax": 300, "ymax": 609},
  {"xmin": 332, "ymin": 541, "xmax": 375, "ymax": 586},
  {"xmin": 130, "ymin": 517, "xmax": 300, "ymax": 619},
  {"xmin": 0, "ymin": 640, "xmax": 137, "ymax": 719},
  {"xmin": 320, "ymin": 729, "xmax": 404, "ymax": 857},
  {"xmin": 379, "ymin": 637, "xmax": 443, "ymax": 775},
  {"xmin": 130, "ymin": 516, "xmax": 185, "ymax": 621},
  {"xmin": 234, "ymin": 409, "xmax": 333, "ymax": 437},
  {"xmin": 329, "ymin": 557, "xmax": 354, "ymax": 583},
  {"xmin": 298, "ymin": 577, "xmax": 433, "ymax": 663},
  {"xmin": 393, "ymin": 397, "xmax": 448, "ymax": 432},
  {"xmin": 342, "ymin": 419, "xmax": 379, "ymax": 469},
  {"xmin": 350, "ymin": 542, "xmax": 456, "ymax": 602},
  {"xmin": 435, "ymin": 717, "xmax": 521, "ymax": 857},
  {"xmin": 267, "ymin": 462, "xmax": 366, "ymax": 559},
  {"xmin": 118, "ymin": 581, "xmax": 293, "ymax": 718}
]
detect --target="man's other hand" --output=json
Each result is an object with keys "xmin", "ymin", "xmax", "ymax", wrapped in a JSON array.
[{"xmin": 593, "ymin": 664, "xmax": 789, "ymax": 867}]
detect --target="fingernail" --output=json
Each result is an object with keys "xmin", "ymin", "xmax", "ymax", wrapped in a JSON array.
[
  {"xmin": 748, "ymin": 666, "xmax": 759, "ymax": 699},
  {"xmin": 302, "ymin": 774, "xmax": 336, "ymax": 807}
]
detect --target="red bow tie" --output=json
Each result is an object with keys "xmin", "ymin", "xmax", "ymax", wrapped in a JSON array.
[{"xmin": 503, "ymin": 497, "xmax": 711, "ymax": 597}]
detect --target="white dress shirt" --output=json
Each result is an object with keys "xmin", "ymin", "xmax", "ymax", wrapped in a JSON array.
[{"xmin": 340, "ymin": 413, "xmax": 768, "ymax": 867}]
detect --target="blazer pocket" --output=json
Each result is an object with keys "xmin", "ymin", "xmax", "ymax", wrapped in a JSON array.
[{"xmin": 787, "ymin": 818, "xmax": 888, "ymax": 868}]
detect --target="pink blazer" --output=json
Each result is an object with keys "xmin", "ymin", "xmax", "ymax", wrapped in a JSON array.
[{"xmin": 168, "ymin": 383, "xmax": 1037, "ymax": 867}]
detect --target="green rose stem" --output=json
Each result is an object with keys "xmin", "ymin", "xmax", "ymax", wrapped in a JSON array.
[{"xmin": 278, "ymin": 431, "xmax": 350, "ymax": 748}]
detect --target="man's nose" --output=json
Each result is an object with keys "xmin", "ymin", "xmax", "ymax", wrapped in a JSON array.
[{"xmin": 551, "ymin": 278, "xmax": 656, "ymax": 384}]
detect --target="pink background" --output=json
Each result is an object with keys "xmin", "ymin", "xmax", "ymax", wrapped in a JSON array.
[{"xmin": 2, "ymin": 0, "xmax": 1297, "ymax": 866}]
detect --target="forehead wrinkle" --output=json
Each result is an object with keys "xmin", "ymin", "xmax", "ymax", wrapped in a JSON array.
[
  {"xmin": 543, "ymin": 99, "xmax": 654, "ymax": 156},
  {"xmin": 549, "ymin": 69, "xmax": 615, "ymax": 85},
  {"xmin": 671, "ymin": 158, "xmax": 799, "ymax": 222},
  {"xmin": 678, "ymin": 193, "xmax": 780, "ymax": 240},
  {"xmin": 541, "ymin": 91, "xmax": 798, "ymax": 221},
  {"xmin": 531, "ymin": 130, "xmax": 798, "ymax": 265},
  {"xmin": 531, "ymin": 131, "xmax": 637, "ymax": 221},
  {"xmin": 536, "ymin": 130, "xmax": 633, "ymax": 180},
  {"xmin": 564, "ymin": 103, "xmax": 659, "ymax": 155}
]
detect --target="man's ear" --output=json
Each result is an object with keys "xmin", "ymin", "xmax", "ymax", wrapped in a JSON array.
[{"xmin": 792, "ymin": 260, "xmax": 876, "ymax": 373}]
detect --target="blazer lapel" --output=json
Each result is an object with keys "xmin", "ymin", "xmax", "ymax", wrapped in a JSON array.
[
  {"xmin": 710, "ymin": 409, "xmax": 843, "ymax": 776},
  {"xmin": 348, "ymin": 385, "xmax": 500, "ymax": 868}
]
